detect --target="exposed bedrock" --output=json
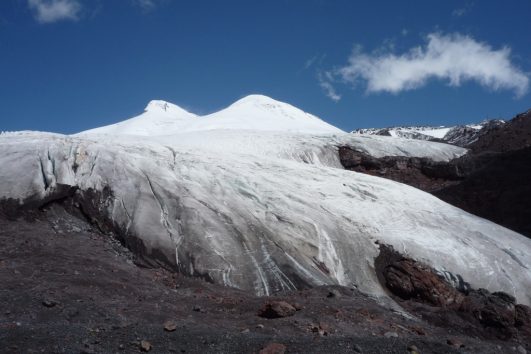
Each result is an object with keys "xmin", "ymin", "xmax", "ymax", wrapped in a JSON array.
[
  {"xmin": 338, "ymin": 146, "xmax": 464, "ymax": 192},
  {"xmin": 375, "ymin": 244, "xmax": 531, "ymax": 340}
]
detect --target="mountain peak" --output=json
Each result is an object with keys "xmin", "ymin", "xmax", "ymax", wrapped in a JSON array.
[
  {"xmin": 144, "ymin": 100, "xmax": 191, "ymax": 115},
  {"xmin": 230, "ymin": 94, "xmax": 283, "ymax": 107},
  {"xmin": 79, "ymin": 95, "xmax": 343, "ymax": 135}
]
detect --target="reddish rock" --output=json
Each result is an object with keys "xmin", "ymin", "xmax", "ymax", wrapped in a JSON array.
[
  {"xmin": 377, "ymin": 244, "xmax": 530, "ymax": 341},
  {"xmin": 383, "ymin": 258, "xmax": 464, "ymax": 307},
  {"xmin": 257, "ymin": 301, "xmax": 296, "ymax": 319}
]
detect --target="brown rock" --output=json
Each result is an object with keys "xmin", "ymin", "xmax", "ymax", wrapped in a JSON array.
[
  {"xmin": 140, "ymin": 340, "xmax": 152, "ymax": 352},
  {"xmin": 259, "ymin": 342, "xmax": 286, "ymax": 354},
  {"xmin": 408, "ymin": 325, "xmax": 426, "ymax": 336},
  {"xmin": 383, "ymin": 259, "xmax": 464, "ymax": 307},
  {"xmin": 163, "ymin": 320, "xmax": 177, "ymax": 332},
  {"xmin": 292, "ymin": 302, "xmax": 303, "ymax": 311},
  {"xmin": 446, "ymin": 338, "xmax": 464, "ymax": 348},
  {"xmin": 257, "ymin": 301, "xmax": 296, "ymax": 319}
]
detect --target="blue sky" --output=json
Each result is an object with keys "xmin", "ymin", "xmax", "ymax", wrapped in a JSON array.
[{"xmin": 1, "ymin": 0, "xmax": 530, "ymax": 133}]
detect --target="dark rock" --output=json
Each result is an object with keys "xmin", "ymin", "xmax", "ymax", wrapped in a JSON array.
[
  {"xmin": 327, "ymin": 289, "xmax": 341, "ymax": 298},
  {"xmin": 515, "ymin": 304, "xmax": 531, "ymax": 329},
  {"xmin": 459, "ymin": 289, "xmax": 516, "ymax": 336},
  {"xmin": 257, "ymin": 301, "xmax": 296, "ymax": 319},
  {"xmin": 469, "ymin": 110, "xmax": 531, "ymax": 153},
  {"xmin": 42, "ymin": 299, "xmax": 58, "ymax": 308},
  {"xmin": 447, "ymin": 338, "xmax": 464, "ymax": 348}
]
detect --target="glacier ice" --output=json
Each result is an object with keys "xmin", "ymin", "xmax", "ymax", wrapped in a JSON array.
[{"xmin": 1, "ymin": 95, "xmax": 529, "ymax": 306}]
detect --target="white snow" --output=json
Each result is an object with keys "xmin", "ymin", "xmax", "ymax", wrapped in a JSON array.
[
  {"xmin": 79, "ymin": 95, "xmax": 343, "ymax": 136},
  {"xmin": 80, "ymin": 100, "xmax": 198, "ymax": 136},
  {"xmin": 1, "ymin": 95, "xmax": 529, "ymax": 307}
]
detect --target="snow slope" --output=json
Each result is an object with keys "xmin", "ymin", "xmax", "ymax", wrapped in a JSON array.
[
  {"xmin": 353, "ymin": 126, "xmax": 452, "ymax": 139},
  {"xmin": 80, "ymin": 100, "xmax": 198, "ymax": 136},
  {"xmin": 352, "ymin": 120, "xmax": 506, "ymax": 147},
  {"xmin": 1, "ymin": 96, "xmax": 529, "ymax": 307}
]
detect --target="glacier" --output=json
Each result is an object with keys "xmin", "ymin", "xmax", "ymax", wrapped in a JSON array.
[{"xmin": 1, "ymin": 95, "xmax": 530, "ymax": 306}]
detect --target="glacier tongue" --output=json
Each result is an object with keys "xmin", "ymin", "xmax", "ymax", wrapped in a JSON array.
[{"xmin": 1, "ymin": 129, "xmax": 530, "ymax": 305}]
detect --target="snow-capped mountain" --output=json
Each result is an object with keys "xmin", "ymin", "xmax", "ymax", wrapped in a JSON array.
[
  {"xmin": 1, "ymin": 95, "xmax": 530, "ymax": 307},
  {"xmin": 80, "ymin": 94, "xmax": 343, "ymax": 136},
  {"xmin": 80, "ymin": 100, "xmax": 198, "ymax": 136},
  {"xmin": 352, "ymin": 120, "xmax": 505, "ymax": 147}
]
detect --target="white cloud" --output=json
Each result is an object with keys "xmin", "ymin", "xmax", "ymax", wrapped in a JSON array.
[
  {"xmin": 318, "ymin": 72, "xmax": 341, "ymax": 102},
  {"xmin": 28, "ymin": 0, "xmax": 81, "ymax": 24},
  {"xmin": 336, "ymin": 33, "xmax": 529, "ymax": 97}
]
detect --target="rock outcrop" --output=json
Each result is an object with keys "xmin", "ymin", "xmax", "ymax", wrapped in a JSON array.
[{"xmin": 376, "ymin": 245, "xmax": 531, "ymax": 340}]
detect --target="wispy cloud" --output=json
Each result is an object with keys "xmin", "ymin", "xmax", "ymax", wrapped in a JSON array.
[
  {"xmin": 318, "ymin": 72, "xmax": 341, "ymax": 102},
  {"xmin": 452, "ymin": 2, "xmax": 473, "ymax": 17},
  {"xmin": 28, "ymin": 0, "xmax": 81, "ymax": 24},
  {"xmin": 304, "ymin": 55, "xmax": 318, "ymax": 70},
  {"xmin": 133, "ymin": 0, "xmax": 161, "ymax": 11},
  {"xmin": 332, "ymin": 32, "xmax": 529, "ymax": 98}
]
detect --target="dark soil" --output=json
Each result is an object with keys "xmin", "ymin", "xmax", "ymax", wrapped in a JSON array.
[{"xmin": 1, "ymin": 205, "xmax": 526, "ymax": 353}]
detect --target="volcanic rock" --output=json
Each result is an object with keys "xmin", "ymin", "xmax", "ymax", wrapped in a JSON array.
[{"xmin": 258, "ymin": 301, "xmax": 297, "ymax": 319}]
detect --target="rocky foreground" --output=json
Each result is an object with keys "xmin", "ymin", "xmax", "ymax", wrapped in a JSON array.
[{"xmin": 1, "ymin": 205, "xmax": 529, "ymax": 354}]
